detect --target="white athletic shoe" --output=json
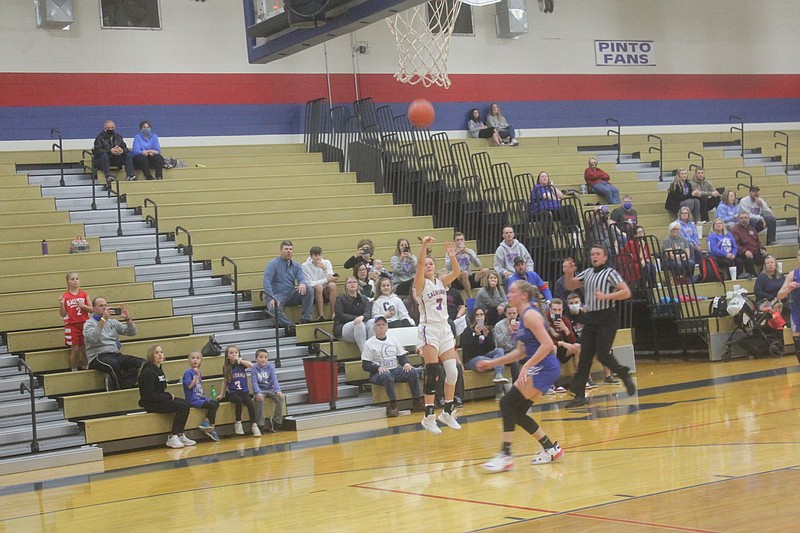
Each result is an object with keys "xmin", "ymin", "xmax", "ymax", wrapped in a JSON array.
[
  {"xmin": 234, "ymin": 421, "xmax": 244, "ymax": 435},
  {"xmin": 492, "ymin": 374, "xmax": 509, "ymax": 383},
  {"xmin": 251, "ymin": 423, "xmax": 262, "ymax": 437},
  {"xmin": 530, "ymin": 442, "xmax": 564, "ymax": 465},
  {"xmin": 166, "ymin": 435, "xmax": 184, "ymax": 449},
  {"xmin": 178, "ymin": 434, "xmax": 196, "ymax": 446},
  {"xmin": 437, "ymin": 410, "xmax": 462, "ymax": 430},
  {"xmin": 482, "ymin": 452, "xmax": 514, "ymax": 473},
  {"xmin": 421, "ymin": 414, "xmax": 442, "ymax": 435}
]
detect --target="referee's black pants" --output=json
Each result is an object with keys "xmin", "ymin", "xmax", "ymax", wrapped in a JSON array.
[{"xmin": 569, "ymin": 308, "xmax": 629, "ymax": 398}]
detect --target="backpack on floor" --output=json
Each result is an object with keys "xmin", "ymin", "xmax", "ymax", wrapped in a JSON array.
[{"xmin": 698, "ymin": 257, "xmax": 723, "ymax": 283}]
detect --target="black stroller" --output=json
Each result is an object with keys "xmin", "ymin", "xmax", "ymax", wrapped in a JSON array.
[{"xmin": 722, "ymin": 294, "xmax": 785, "ymax": 360}]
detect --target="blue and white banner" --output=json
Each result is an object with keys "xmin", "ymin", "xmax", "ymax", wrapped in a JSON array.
[{"xmin": 595, "ymin": 40, "xmax": 655, "ymax": 67}]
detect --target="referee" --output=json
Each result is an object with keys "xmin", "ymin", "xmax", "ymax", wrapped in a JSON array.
[{"xmin": 562, "ymin": 244, "xmax": 636, "ymax": 407}]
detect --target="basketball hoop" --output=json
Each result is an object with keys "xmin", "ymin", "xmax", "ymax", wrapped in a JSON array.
[{"xmin": 387, "ymin": 0, "xmax": 464, "ymax": 89}]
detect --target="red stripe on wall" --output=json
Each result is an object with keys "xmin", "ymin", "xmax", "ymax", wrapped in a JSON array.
[{"xmin": 1, "ymin": 73, "xmax": 798, "ymax": 107}]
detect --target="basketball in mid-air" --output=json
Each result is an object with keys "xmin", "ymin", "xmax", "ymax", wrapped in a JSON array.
[{"xmin": 408, "ymin": 98, "xmax": 435, "ymax": 128}]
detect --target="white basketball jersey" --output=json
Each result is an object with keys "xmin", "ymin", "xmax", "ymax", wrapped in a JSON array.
[{"xmin": 417, "ymin": 278, "xmax": 448, "ymax": 325}]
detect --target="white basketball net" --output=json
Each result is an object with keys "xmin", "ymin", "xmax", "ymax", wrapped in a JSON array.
[{"xmin": 387, "ymin": 0, "xmax": 463, "ymax": 89}]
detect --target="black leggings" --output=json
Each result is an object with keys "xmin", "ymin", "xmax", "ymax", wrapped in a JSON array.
[
  {"xmin": 141, "ymin": 398, "xmax": 189, "ymax": 436},
  {"xmin": 227, "ymin": 390, "xmax": 255, "ymax": 422},
  {"xmin": 569, "ymin": 309, "xmax": 629, "ymax": 397},
  {"xmin": 500, "ymin": 386, "xmax": 536, "ymax": 434},
  {"xmin": 200, "ymin": 399, "xmax": 220, "ymax": 425}
]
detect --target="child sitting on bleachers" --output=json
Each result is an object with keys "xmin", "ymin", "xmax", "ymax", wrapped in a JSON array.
[
  {"xmin": 182, "ymin": 351, "xmax": 221, "ymax": 442},
  {"xmin": 219, "ymin": 345, "xmax": 260, "ymax": 437},
  {"xmin": 250, "ymin": 348, "xmax": 285, "ymax": 433}
]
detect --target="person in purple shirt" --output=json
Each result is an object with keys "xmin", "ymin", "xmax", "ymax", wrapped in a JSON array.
[
  {"xmin": 219, "ymin": 345, "xmax": 260, "ymax": 437},
  {"xmin": 263, "ymin": 240, "xmax": 314, "ymax": 336},
  {"xmin": 250, "ymin": 348, "xmax": 285, "ymax": 433},
  {"xmin": 182, "ymin": 351, "xmax": 220, "ymax": 441},
  {"xmin": 131, "ymin": 120, "xmax": 165, "ymax": 180},
  {"xmin": 507, "ymin": 257, "xmax": 553, "ymax": 302}
]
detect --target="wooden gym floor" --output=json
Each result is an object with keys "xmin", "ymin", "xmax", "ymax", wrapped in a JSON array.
[{"xmin": 1, "ymin": 357, "xmax": 799, "ymax": 532}]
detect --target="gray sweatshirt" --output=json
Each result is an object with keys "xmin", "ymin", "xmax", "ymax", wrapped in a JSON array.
[
  {"xmin": 493, "ymin": 239, "xmax": 533, "ymax": 277},
  {"xmin": 83, "ymin": 316, "xmax": 137, "ymax": 362}
]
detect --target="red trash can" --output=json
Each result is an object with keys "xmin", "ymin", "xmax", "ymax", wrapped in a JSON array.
[{"xmin": 303, "ymin": 356, "xmax": 338, "ymax": 403}]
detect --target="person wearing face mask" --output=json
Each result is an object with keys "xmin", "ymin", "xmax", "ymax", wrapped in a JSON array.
[
  {"xmin": 610, "ymin": 195, "xmax": 638, "ymax": 233},
  {"xmin": 93, "ymin": 119, "xmax": 136, "ymax": 181},
  {"xmin": 131, "ymin": 120, "xmax": 165, "ymax": 181}
]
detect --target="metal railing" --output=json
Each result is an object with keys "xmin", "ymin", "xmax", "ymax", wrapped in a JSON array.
[
  {"xmin": 314, "ymin": 327, "xmax": 338, "ymax": 411},
  {"xmin": 687, "ymin": 151, "xmax": 704, "ymax": 171},
  {"xmin": 106, "ymin": 176, "xmax": 124, "ymax": 236},
  {"xmin": 17, "ymin": 358, "xmax": 40, "ymax": 453},
  {"xmin": 51, "ymin": 128, "xmax": 65, "ymax": 187},
  {"xmin": 730, "ymin": 115, "xmax": 744, "ymax": 157},
  {"xmin": 606, "ymin": 118, "xmax": 621, "ymax": 164},
  {"xmin": 81, "ymin": 149, "xmax": 98, "ymax": 210},
  {"xmin": 221, "ymin": 256, "xmax": 240, "ymax": 330},
  {"xmin": 175, "ymin": 226, "xmax": 194, "ymax": 296},
  {"xmin": 259, "ymin": 290, "xmax": 282, "ymax": 368},
  {"xmin": 783, "ymin": 190, "xmax": 800, "ymax": 244},
  {"xmin": 735, "ymin": 170, "xmax": 753, "ymax": 190},
  {"xmin": 143, "ymin": 198, "xmax": 161, "ymax": 264},
  {"xmin": 648, "ymin": 134, "xmax": 663, "ymax": 179},
  {"xmin": 774, "ymin": 131, "xmax": 789, "ymax": 176}
]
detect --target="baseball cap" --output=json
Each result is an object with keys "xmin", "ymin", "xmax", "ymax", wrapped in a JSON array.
[
  {"xmin": 373, "ymin": 315, "xmax": 388, "ymax": 324},
  {"xmin": 513, "ymin": 256, "xmax": 526, "ymax": 265}
]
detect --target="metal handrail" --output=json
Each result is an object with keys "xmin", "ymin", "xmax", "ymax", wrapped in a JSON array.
[
  {"xmin": 735, "ymin": 170, "xmax": 753, "ymax": 189},
  {"xmin": 51, "ymin": 128, "xmax": 65, "ymax": 187},
  {"xmin": 258, "ymin": 290, "xmax": 282, "ymax": 367},
  {"xmin": 783, "ymin": 191, "xmax": 800, "ymax": 244},
  {"xmin": 175, "ymin": 226, "xmax": 194, "ymax": 296},
  {"xmin": 106, "ymin": 176, "xmax": 124, "ymax": 236},
  {"xmin": 647, "ymin": 134, "xmax": 663, "ymax": 180},
  {"xmin": 774, "ymin": 131, "xmax": 789, "ymax": 175},
  {"xmin": 143, "ymin": 198, "xmax": 161, "ymax": 264},
  {"xmin": 81, "ymin": 149, "xmax": 97, "ymax": 210},
  {"xmin": 730, "ymin": 115, "xmax": 744, "ymax": 157},
  {"xmin": 16, "ymin": 358, "xmax": 40, "ymax": 453},
  {"xmin": 606, "ymin": 118, "xmax": 621, "ymax": 164},
  {"xmin": 687, "ymin": 151, "xmax": 704, "ymax": 170},
  {"xmin": 314, "ymin": 327, "xmax": 338, "ymax": 411},
  {"xmin": 221, "ymin": 256, "xmax": 240, "ymax": 330}
]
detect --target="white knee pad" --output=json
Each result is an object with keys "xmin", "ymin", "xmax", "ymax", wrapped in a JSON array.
[{"xmin": 443, "ymin": 358, "xmax": 458, "ymax": 385}]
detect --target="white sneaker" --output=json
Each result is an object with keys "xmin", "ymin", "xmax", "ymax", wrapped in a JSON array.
[
  {"xmin": 421, "ymin": 414, "xmax": 442, "ymax": 435},
  {"xmin": 544, "ymin": 386, "xmax": 556, "ymax": 395},
  {"xmin": 179, "ymin": 434, "xmax": 196, "ymax": 446},
  {"xmin": 234, "ymin": 421, "xmax": 244, "ymax": 435},
  {"xmin": 482, "ymin": 452, "xmax": 514, "ymax": 473},
  {"xmin": 492, "ymin": 374, "xmax": 509, "ymax": 383},
  {"xmin": 437, "ymin": 410, "xmax": 462, "ymax": 430},
  {"xmin": 530, "ymin": 442, "xmax": 564, "ymax": 464},
  {"xmin": 509, "ymin": 139, "xmax": 519, "ymax": 146},
  {"xmin": 166, "ymin": 435, "xmax": 184, "ymax": 449},
  {"xmin": 251, "ymin": 424, "xmax": 262, "ymax": 437}
]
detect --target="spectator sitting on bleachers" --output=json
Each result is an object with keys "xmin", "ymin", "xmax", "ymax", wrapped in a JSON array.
[
  {"xmin": 530, "ymin": 171, "xmax": 580, "ymax": 227},
  {"xmin": 343, "ymin": 239, "xmax": 375, "ymax": 271},
  {"xmin": 619, "ymin": 225, "xmax": 657, "ymax": 287},
  {"xmin": 717, "ymin": 190, "xmax": 744, "ymax": 229},
  {"xmin": 467, "ymin": 108, "xmax": 502, "ymax": 147},
  {"xmin": 662, "ymin": 222, "xmax": 695, "ymax": 280},
  {"xmin": 690, "ymin": 167, "xmax": 721, "ymax": 222},
  {"xmin": 93, "ymin": 119, "xmax": 135, "ymax": 181},
  {"xmin": 461, "ymin": 308, "xmax": 508, "ymax": 382},
  {"xmin": 446, "ymin": 231, "xmax": 489, "ymax": 299},
  {"xmin": 493, "ymin": 305, "xmax": 519, "ymax": 354},
  {"xmin": 739, "ymin": 186, "xmax": 778, "ymax": 245},
  {"xmin": 545, "ymin": 298, "xmax": 580, "ymax": 372},
  {"xmin": 552, "ymin": 258, "xmax": 585, "ymax": 302},
  {"xmin": 262, "ymin": 240, "xmax": 314, "ymax": 337},
  {"xmin": 675, "ymin": 206, "xmax": 703, "ymax": 264},
  {"xmin": 665, "ymin": 168, "xmax": 701, "ymax": 221},
  {"xmin": 485, "ymin": 102, "xmax": 518, "ymax": 146},
  {"xmin": 585, "ymin": 205, "xmax": 624, "ymax": 254},
  {"xmin": 373, "ymin": 277, "xmax": 414, "ymax": 328},
  {"xmin": 355, "ymin": 263, "xmax": 375, "ymax": 301},
  {"xmin": 584, "ymin": 158, "xmax": 620, "ymax": 204},
  {"xmin": 707, "ymin": 218, "xmax": 742, "ymax": 280},
  {"xmin": 301, "ymin": 246, "xmax": 338, "ymax": 322},
  {"xmin": 390, "ymin": 238, "xmax": 417, "ymax": 296},
  {"xmin": 371, "ymin": 258, "xmax": 391, "ymax": 280},
  {"xmin": 219, "ymin": 345, "xmax": 259, "ymax": 437},
  {"xmin": 138, "ymin": 344, "xmax": 195, "ymax": 449},
  {"xmin": 475, "ymin": 270, "xmax": 507, "ymax": 326},
  {"xmin": 83, "ymin": 298, "xmax": 144, "ymax": 390},
  {"xmin": 251, "ymin": 348, "xmax": 285, "ymax": 433},
  {"xmin": 130, "ymin": 120, "xmax": 164, "ymax": 181},
  {"xmin": 731, "ymin": 211, "xmax": 767, "ymax": 277},
  {"xmin": 494, "ymin": 225, "xmax": 534, "ymax": 280},
  {"xmin": 507, "ymin": 256, "xmax": 553, "ymax": 302},
  {"xmin": 361, "ymin": 316, "xmax": 424, "ymax": 417},
  {"xmin": 334, "ymin": 276, "xmax": 375, "ymax": 351},
  {"xmin": 182, "ymin": 351, "xmax": 220, "ymax": 442},
  {"xmin": 610, "ymin": 195, "xmax": 639, "ymax": 234},
  {"xmin": 754, "ymin": 254, "xmax": 786, "ymax": 303}
]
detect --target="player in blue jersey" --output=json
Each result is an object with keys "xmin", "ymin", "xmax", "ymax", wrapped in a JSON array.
[
  {"xmin": 219, "ymin": 345, "xmax": 260, "ymax": 436},
  {"xmin": 778, "ymin": 248, "xmax": 800, "ymax": 364},
  {"xmin": 478, "ymin": 280, "xmax": 564, "ymax": 473}
]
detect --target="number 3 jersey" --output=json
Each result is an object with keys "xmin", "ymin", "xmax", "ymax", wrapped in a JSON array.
[{"xmin": 417, "ymin": 278, "xmax": 449, "ymax": 325}]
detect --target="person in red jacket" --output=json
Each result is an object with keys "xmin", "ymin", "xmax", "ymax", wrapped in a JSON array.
[
  {"xmin": 730, "ymin": 211, "xmax": 767, "ymax": 277},
  {"xmin": 584, "ymin": 158, "xmax": 620, "ymax": 204}
]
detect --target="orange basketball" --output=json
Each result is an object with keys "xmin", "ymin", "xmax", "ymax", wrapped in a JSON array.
[{"xmin": 408, "ymin": 98, "xmax": 435, "ymax": 128}]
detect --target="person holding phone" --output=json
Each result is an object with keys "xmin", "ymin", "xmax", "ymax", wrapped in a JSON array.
[
  {"xmin": 83, "ymin": 297, "xmax": 145, "ymax": 390},
  {"xmin": 461, "ymin": 308, "xmax": 508, "ymax": 384},
  {"xmin": 343, "ymin": 238, "xmax": 375, "ymax": 271},
  {"xmin": 390, "ymin": 238, "xmax": 418, "ymax": 296}
]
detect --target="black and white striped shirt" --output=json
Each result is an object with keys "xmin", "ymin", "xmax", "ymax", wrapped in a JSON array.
[{"xmin": 574, "ymin": 267, "xmax": 625, "ymax": 312}]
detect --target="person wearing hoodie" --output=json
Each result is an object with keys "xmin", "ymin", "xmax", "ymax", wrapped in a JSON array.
[
  {"xmin": 690, "ymin": 167, "xmax": 721, "ymax": 222},
  {"xmin": 707, "ymin": 218, "xmax": 742, "ymax": 280},
  {"xmin": 138, "ymin": 345, "xmax": 195, "ymax": 449},
  {"xmin": 494, "ymin": 226, "xmax": 534, "ymax": 280},
  {"xmin": 301, "ymin": 246, "xmax": 338, "ymax": 321}
]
